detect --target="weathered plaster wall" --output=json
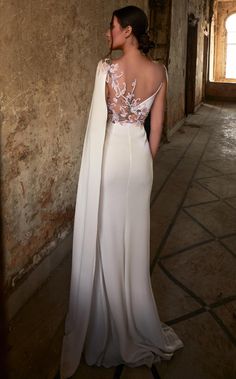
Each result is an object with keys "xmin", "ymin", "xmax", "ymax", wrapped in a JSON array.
[
  {"xmin": 167, "ymin": 0, "xmax": 188, "ymax": 130},
  {"xmin": 206, "ymin": 81, "xmax": 236, "ymax": 100},
  {"xmin": 149, "ymin": 0, "xmax": 171, "ymax": 64},
  {"xmin": 1, "ymin": 0, "xmax": 147, "ymax": 293},
  {"xmin": 167, "ymin": 0, "xmax": 209, "ymax": 130},
  {"xmin": 190, "ymin": 1, "xmax": 209, "ymax": 106}
]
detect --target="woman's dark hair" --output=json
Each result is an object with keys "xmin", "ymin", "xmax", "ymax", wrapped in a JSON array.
[{"xmin": 112, "ymin": 5, "xmax": 155, "ymax": 54}]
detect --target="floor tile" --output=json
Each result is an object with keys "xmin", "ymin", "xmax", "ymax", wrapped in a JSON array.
[
  {"xmin": 121, "ymin": 365, "xmax": 153, "ymax": 379},
  {"xmin": 203, "ymin": 159, "xmax": 236, "ymax": 175},
  {"xmin": 160, "ymin": 210, "xmax": 212, "ymax": 257},
  {"xmin": 197, "ymin": 174, "xmax": 236, "ymax": 198},
  {"xmin": 213, "ymin": 300, "xmax": 236, "ymax": 339},
  {"xmin": 225, "ymin": 196, "xmax": 236, "ymax": 209},
  {"xmin": 71, "ymin": 360, "xmax": 114, "ymax": 379},
  {"xmin": 8, "ymin": 255, "xmax": 71, "ymax": 379},
  {"xmin": 162, "ymin": 241, "xmax": 236, "ymax": 304},
  {"xmin": 194, "ymin": 163, "xmax": 222, "ymax": 179},
  {"xmin": 151, "ymin": 265, "xmax": 200, "ymax": 322},
  {"xmin": 150, "ymin": 129, "xmax": 210, "ymax": 261},
  {"xmin": 202, "ymin": 148, "xmax": 236, "ymax": 161},
  {"xmin": 183, "ymin": 181, "xmax": 218, "ymax": 206},
  {"xmin": 220, "ymin": 234, "xmax": 236, "ymax": 255},
  {"xmin": 156, "ymin": 312, "xmax": 236, "ymax": 379},
  {"xmin": 185, "ymin": 201, "xmax": 236, "ymax": 237}
]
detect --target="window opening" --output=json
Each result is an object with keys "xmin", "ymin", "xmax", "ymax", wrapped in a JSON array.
[{"xmin": 225, "ymin": 13, "xmax": 236, "ymax": 79}]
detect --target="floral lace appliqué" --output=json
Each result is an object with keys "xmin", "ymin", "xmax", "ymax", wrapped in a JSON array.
[{"xmin": 106, "ymin": 63, "xmax": 156, "ymax": 127}]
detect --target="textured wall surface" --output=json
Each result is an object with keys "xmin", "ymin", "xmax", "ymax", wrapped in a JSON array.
[
  {"xmin": 167, "ymin": 0, "xmax": 188, "ymax": 129},
  {"xmin": 189, "ymin": 0, "xmax": 209, "ymax": 106},
  {"xmin": 1, "ymin": 0, "xmax": 147, "ymax": 293},
  {"xmin": 167, "ymin": 0, "xmax": 209, "ymax": 129},
  {"xmin": 149, "ymin": 0, "xmax": 171, "ymax": 64}
]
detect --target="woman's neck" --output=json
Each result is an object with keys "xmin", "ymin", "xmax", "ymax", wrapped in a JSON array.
[{"xmin": 121, "ymin": 45, "xmax": 143, "ymax": 60}]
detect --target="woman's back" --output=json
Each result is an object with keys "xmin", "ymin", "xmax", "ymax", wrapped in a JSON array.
[{"xmin": 106, "ymin": 56, "xmax": 165, "ymax": 126}]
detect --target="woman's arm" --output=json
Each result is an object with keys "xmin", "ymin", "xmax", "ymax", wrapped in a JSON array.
[{"xmin": 149, "ymin": 64, "xmax": 168, "ymax": 159}]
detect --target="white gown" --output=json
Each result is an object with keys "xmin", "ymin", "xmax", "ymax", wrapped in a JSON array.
[{"xmin": 60, "ymin": 60, "xmax": 184, "ymax": 379}]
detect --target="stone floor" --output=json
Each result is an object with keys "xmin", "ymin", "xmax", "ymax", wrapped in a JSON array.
[{"xmin": 7, "ymin": 102, "xmax": 236, "ymax": 379}]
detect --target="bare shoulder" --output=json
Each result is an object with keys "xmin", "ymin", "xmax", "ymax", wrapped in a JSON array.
[
  {"xmin": 140, "ymin": 58, "xmax": 167, "ymax": 84},
  {"xmin": 151, "ymin": 61, "xmax": 168, "ymax": 82}
]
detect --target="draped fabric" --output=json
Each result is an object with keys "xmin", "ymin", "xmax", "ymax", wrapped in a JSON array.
[
  {"xmin": 60, "ymin": 60, "xmax": 108, "ymax": 379},
  {"xmin": 60, "ymin": 59, "xmax": 184, "ymax": 379}
]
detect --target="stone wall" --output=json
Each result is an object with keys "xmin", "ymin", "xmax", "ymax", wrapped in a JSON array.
[
  {"xmin": 167, "ymin": 0, "xmax": 209, "ymax": 131},
  {"xmin": 167, "ymin": 0, "xmax": 188, "ymax": 130},
  {"xmin": 1, "ymin": 0, "xmax": 147, "ymax": 293},
  {"xmin": 149, "ymin": 0, "xmax": 171, "ymax": 64}
]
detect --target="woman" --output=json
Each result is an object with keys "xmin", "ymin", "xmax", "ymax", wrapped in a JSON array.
[{"xmin": 60, "ymin": 6, "xmax": 183, "ymax": 378}]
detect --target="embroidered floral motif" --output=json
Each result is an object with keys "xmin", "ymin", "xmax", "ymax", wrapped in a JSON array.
[{"xmin": 105, "ymin": 62, "xmax": 158, "ymax": 127}]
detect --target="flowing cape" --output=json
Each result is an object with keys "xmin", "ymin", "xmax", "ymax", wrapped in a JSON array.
[{"xmin": 60, "ymin": 60, "xmax": 108, "ymax": 379}]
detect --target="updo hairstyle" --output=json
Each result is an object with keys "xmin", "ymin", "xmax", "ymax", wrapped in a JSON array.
[{"xmin": 112, "ymin": 5, "xmax": 155, "ymax": 54}]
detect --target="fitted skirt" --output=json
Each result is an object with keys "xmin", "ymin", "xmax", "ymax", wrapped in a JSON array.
[{"xmin": 84, "ymin": 121, "xmax": 184, "ymax": 367}]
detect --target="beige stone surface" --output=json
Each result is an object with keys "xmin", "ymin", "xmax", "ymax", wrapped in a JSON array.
[
  {"xmin": 157, "ymin": 312, "xmax": 236, "ymax": 379},
  {"xmin": 214, "ymin": 300, "xmax": 236, "ymax": 339},
  {"xmin": 197, "ymin": 174, "xmax": 236, "ymax": 198},
  {"xmin": 203, "ymin": 158, "xmax": 236, "ymax": 175},
  {"xmin": 185, "ymin": 201, "xmax": 236, "ymax": 236},
  {"xmin": 163, "ymin": 241, "xmax": 236, "ymax": 304},
  {"xmin": 121, "ymin": 365, "xmax": 153, "ymax": 379},
  {"xmin": 221, "ymin": 234, "xmax": 236, "ymax": 255},
  {"xmin": 151, "ymin": 265, "xmax": 200, "ymax": 322},
  {"xmin": 150, "ymin": 127, "xmax": 210, "ymax": 263},
  {"xmin": 71, "ymin": 360, "xmax": 115, "ymax": 379},
  {"xmin": 183, "ymin": 181, "xmax": 218, "ymax": 206},
  {"xmin": 225, "ymin": 196, "xmax": 236, "ymax": 209},
  {"xmin": 167, "ymin": 0, "xmax": 209, "ymax": 129},
  {"xmin": 194, "ymin": 163, "xmax": 222, "ymax": 179},
  {"xmin": 151, "ymin": 127, "xmax": 198, "ymax": 199},
  {"xmin": 160, "ymin": 210, "xmax": 212, "ymax": 257},
  {"xmin": 8, "ymin": 254, "xmax": 71, "ymax": 379}
]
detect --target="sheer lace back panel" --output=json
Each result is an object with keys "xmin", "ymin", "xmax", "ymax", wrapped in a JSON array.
[{"xmin": 105, "ymin": 60, "xmax": 163, "ymax": 127}]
